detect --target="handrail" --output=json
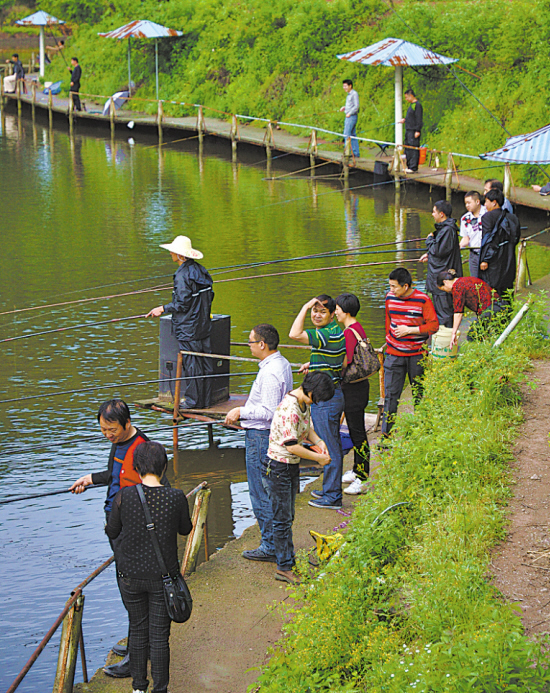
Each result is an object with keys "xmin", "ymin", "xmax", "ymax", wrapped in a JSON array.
[{"xmin": 6, "ymin": 480, "xmax": 209, "ymax": 693}]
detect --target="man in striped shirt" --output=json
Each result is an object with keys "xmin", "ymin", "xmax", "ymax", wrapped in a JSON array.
[
  {"xmin": 382, "ymin": 268, "xmax": 439, "ymax": 437},
  {"xmin": 289, "ymin": 295, "xmax": 346, "ymax": 509}
]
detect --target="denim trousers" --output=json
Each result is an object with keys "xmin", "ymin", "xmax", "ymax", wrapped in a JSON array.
[
  {"xmin": 266, "ymin": 459, "xmax": 300, "ymax": 570},
  {"xmin": 343, "ymin": 114, "xmax": 360, "ymax": 157},
  {"xmin": 118, "ymin": 575, "xmax": 172, "ymax": 693},
  {"xmin": 245, "ymin": 428, "xmax": 275, "ymax": 554},
  {"xmin": 382, "ymin": 353, "xmax": 425, "ymax": 436},
  {"xmin": 311, "ymin": 386, "xmax": 345, "ymax": 503}
]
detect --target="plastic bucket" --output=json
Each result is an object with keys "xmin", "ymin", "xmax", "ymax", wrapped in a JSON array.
[
  {"xmin": 418, "ymin": 146, "xmax": 427, "ymax": 165},
  {"xmin": 431, "ymin": 326, "xmax": 459, "ymax": 360}
]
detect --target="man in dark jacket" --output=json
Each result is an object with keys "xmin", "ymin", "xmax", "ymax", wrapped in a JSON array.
[
  {"xmin": 4, "ymin": 53, "xmax": 26, "ymax": 94},
  {"xmin": 419, "ymin": 200, "xmax": 463, "ymax": 327},
  {"xmin": 479, "ymin": 189, "xmax": 520, "ymax": 300},
  {"xmin": 68, "ymin": 57, "xmax": 82, "ymax": 111},
  {"xmin": 147, "ymin": 235, "xmax": 214, "ymax": 409},
  {"xmin": 399, "ymin": 89, "xmax": 423, "ymax": 173},
  {"xmin": 70, "ymin": 399, "xmax": 154, "ymax": 678}
]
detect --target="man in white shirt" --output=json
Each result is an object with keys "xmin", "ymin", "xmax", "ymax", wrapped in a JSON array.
[
  {"xmin": 225, "ymin": 324, "xmax": 293, "ymax": 562},
  {"xmin": 459, "ymin": 190, "xmax": 486, "ymax": 277},
  {"xmin": 340, "ymin": 79, "xmax": 360, "ymax": 158}
]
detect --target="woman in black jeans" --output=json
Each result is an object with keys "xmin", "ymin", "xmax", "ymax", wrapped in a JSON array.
[
  {"xmin": 106, "ymin": 442, "xmax": 192, "ymax": 693},
  {"xmin": 335, "ymin": 293, "xmax": 371, "ymax": 495}
]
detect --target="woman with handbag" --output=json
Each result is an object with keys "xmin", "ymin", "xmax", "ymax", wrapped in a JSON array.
[
  {"xmin": 335, "ymin": 293, "xmax": 373, "ymax": 495},
  {"xmin": 106, "ymin": 442, "xmax": 192, "ymax": 693}
]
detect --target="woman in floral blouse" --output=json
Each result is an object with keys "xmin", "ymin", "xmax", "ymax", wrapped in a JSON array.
[{"xmin": 267, "ymin": 372, "xmax": 334, "ymax": 584}]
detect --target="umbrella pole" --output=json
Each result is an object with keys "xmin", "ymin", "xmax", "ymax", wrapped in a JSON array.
[
  {"xmin": 394, "ymin": 65, "xmax": 403, "ymax": 172},
  {"xmin": 39, "ymin": 26, "xmax": 45, "ymax": 78},
  {"xmin": 128, "ymin": 38, "xmax": 131, "ymax": 97},
  {"xmin": 155, "ymin": 40, "xmax": 159, "ymax": 101}
]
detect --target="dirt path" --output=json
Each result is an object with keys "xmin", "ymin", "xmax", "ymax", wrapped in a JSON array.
[{"xmin": 492, "ymin": 360, "xmax": 550, "ymax": 635}]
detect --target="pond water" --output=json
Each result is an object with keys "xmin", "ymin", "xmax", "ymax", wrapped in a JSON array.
[{"xmin": 1, "ymin": 106, "xmax": 550, "ymax": 691}]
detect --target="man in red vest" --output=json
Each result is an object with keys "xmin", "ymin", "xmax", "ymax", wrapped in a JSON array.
[{"xmin": 70, "ymin": 399, "xmax": 150, "ymax": 678}]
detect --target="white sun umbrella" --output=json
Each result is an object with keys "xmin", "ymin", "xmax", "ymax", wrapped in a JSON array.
[
  {"xmin": 337, "ymin": 38, "xmax": 458, "ymax": 153},
  {"xmin": 98, "ymin": 20, "xmax": 182, "ymax": 100},
  {"xmin": 16, "ymin": 11, "xmax": 65, "ymax": 79}
]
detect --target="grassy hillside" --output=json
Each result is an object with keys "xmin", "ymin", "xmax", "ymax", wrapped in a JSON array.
[{"xmin": 38, "ymin": 0, "xmax": 550, "ymax": 183}]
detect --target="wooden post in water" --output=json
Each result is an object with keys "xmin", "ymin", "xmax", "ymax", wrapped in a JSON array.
[
  {"xmin": 16, "ymin": 79, "xmax": 21, "ymax": 118},
  {"xmin": 1, "ymin": 73, "xmax": 5, "ymax": 112},
  {"xmin": 173, "ymin": 352, "xmax": 183, "ymax": 448},
  {"xmin": 393, "ymin": 145, "xmax": 401, "ymax": 191},
  {"xmin": 445, "ymin": 152, "xmax": 453, "ymax": 201},
  {"xmin": 310, "ymin": 129, "xmax": 317, "ymax": 177},
  {"xmin": 266, "ymin": 121, "xmax": 274, "ymax": 165},
  {"xmin": 230, "ymin": 114, "xmax": 238, "ymax": 162},
  {"xmin": 52, "ymin": 594, "xmax": 85, "ymax": 693},
  {"xmin": 68, "ymin": 92, "xmax": 74, "ymax": 137},
  {"xmin": 109, "ymin": 97, "xmax": 116, "ymax": 140},
  {"xmin": 48, "ymin": 89, "xmax": 53, "ymax": 130},
  {"xmin": 31, "ymin": 52, "xmax": 35, "ymax": 74},
  {"xmin": 504, "ymin": 163, "xmax": 512, "ymax": 201},
  {"xmin": 31, "ymin": 81, "xmax": 36, "ymax": 121},
  {"xmin": 515, "ymin": 240, "xmax": 528, "ymax": 292},
  {"xmin": 157, "ymin": 99, "xmax": 164, "ymax": 144},
  {"xmin": 343, "ymin": 135, "xmax": 351, "ymax": 183},
  {"xmin": 197, "ymin": 106, "xmax": 205, "ymax": 144},
  {"xmin": 181, "ymin": 488, "xmax": 211, "ymax": 575}
]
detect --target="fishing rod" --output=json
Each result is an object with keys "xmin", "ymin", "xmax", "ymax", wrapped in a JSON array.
[
  {"xmin": 0, "ymin": 370, "xmax": 284, "ymax": 406},
  {"xmin": 0, "ymin": 313, "xmax": 146, "ymax": 345},
  {"xmin": 0, "ymin": 239, "xmax": 422, "ymax": 320},
  {"xmin": 0, "ymin": 484, "xmax": 106, "ymax": 506}
]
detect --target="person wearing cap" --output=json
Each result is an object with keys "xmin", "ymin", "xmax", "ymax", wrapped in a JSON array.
[{"xmin": 147, "ymin": 236, "xmax": 214, "ymax": 409}]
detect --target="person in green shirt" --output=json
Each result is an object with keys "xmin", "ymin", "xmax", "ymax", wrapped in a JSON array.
[{"xmin": 289, "ymin": 295, "xmax": 346, "ymax": 509}]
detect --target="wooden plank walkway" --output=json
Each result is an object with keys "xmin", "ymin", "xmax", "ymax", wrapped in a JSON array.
[{"xmin": 4, "ymin": 89, "xmax": 550, "ymax": 212}]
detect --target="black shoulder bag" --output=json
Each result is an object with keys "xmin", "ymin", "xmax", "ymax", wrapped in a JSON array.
[{"xmin": 136, "ymin": 484, "xmax": 193, "ymax": 623}]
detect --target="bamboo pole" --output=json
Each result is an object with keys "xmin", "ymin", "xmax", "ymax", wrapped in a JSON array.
[
  {"xmin": 181, "ymin": 488, "xmax": 211, "ymax": 575},
  {"xmin": 52, "ymin": 594, "xmax": 85, "ymax": 693},
  {"xmin": 173, "ymin": 352, "xmax": 183, "ymax": 448},
  {"xmin": 178, "ymin": 349, "xmax": 303, "ymax": 368}
]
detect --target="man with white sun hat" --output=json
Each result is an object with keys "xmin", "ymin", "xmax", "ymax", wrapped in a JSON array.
[{"xmin": 147, "ymin": 235, "xmax": 214, "ymax": 409}]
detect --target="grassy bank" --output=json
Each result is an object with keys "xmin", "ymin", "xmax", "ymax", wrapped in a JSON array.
[
  {"xmin": 251, "ymin": 296, "xmax": 550, "ymax": 692},
  {"xmin": 34, "ymin": 0, "xmax": 550, "ymax": 185}
]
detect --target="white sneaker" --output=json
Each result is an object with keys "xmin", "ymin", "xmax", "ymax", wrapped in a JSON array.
[
  {"xmin": 344, "ymin": 479, "xmax": 369, "ymax": 495},
  {"xmin": 342, "ymin": 470, "xmax": 357, "ymax": 484}
]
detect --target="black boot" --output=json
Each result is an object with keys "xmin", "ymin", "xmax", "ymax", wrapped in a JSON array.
[{"xmin": 103, "ymin": 653, "xmax": 131, "ymax": 678}]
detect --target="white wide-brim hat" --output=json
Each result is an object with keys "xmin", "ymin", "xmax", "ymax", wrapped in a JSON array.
[{"xmin": 159, "ymin": 235, "xmax": 203, "ymax": 260}]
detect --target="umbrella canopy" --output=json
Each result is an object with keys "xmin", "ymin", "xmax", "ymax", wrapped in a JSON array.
[
  {"xmin": 480, "ymin": 124, "xmax": 550, "ymax": 164},
  {"xmin": 98, "ymin": 20, "xmax": 182, "ymax": 99},
  {"xmin": 337, "ymin": 38, "xmax": 458, "ymax": 155},
  {"xmin": 16, "ymin": 11, "xmax": 65, "ymax": 79}
]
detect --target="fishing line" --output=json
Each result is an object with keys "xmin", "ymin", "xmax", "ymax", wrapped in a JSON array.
[
  {"xmin": 0, "ymin": 370, "xmax": 289, "ymax": 406},
  {"xmin": 0, "ymin": 484, "xmax": 106, "ymax": 505},
  {"xmin": 0, "ymin": 314, "xmax": 146, "ymax": 344}
]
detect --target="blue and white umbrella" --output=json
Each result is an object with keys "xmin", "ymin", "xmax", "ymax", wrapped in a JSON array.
[{"xmin": 480, "ymin": 124, "xmax": 550, "ymax": 164}]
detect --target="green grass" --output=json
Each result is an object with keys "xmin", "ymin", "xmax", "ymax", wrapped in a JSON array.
[{"xmin": 251, "ymin": 294, "xmax": 550, "ymax": 692}]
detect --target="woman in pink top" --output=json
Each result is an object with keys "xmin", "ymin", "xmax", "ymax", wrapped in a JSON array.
[{"xmin": 335, "ymin": 293, "xmax": 371, "ymax": 495}]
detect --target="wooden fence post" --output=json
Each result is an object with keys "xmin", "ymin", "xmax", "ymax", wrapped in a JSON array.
[
  {"xmin": 445, "ymin": 152, "xmax": 453, "ymax": 201},
  {"xmin": 197, "ymin": 106, "xmax": 205, "ymax": 144},
  {"xmin": 173, "ymin": 352, "xmax": 183, "ymax": 448},
  {"xmin": 16, "ymin": 79, "xmax": 21, "ymax": 117},
  {"xmin": 31, "ymin": 81, "xmax": 36, "ymax": 121},
  {"xmin": 68, "ymin": 92, "xmax": 74, "ymax": 136},
  {"xmin": 48, "ymin": 88, "xmax": 53, "ymax": 130},
  {"xmin": 109, "ymin": 97, "xmax": 116, "ymax": 139},
  {"xmin": 157, "ymin": 99, "xmax": 164, "ymax": 143},
  {"xmin": 52, "ymin": 594, "xmax": 85, "ymax": 693},
  {"xmin": 310, "ymin": 129, "xmax": 317, "ymax": 176},
  {"xmin": 515, "ymin": 241, "xmax": 528, "ymax": 292},
  {"xmin": 181, "ymin": 489, "xmax": 212, "ymax": 575},
  {"xmin": 230, "ymin": 114, "xmax": 238, "ymax": 162},
  {"xmin": 504, "ymin": 163, "xmax": 512, "ymax": 201},
  {"xmin": 343, "ymin": 135, "xmax": 351, "ymax": 183}
]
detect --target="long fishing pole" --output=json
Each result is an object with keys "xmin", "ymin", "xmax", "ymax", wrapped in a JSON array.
[
  {"xmin": 0, "ymin": 484, "xmax": 106, "ymax": 506},
  {"xmin": 0, "ymin": 313, "xmax": 146, "ymax": 345},
  {"xmin": 0, "ymin": 370, "xmax": 283, "ymax": 405}
]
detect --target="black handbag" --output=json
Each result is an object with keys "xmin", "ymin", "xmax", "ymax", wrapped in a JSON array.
[
  {"xmin": 136, "ymin": 484, "xmax": 193, "ymax": 624},
  {"xmin": 342, "ymin": 327, "xmax": 380, "ymax": 384}
]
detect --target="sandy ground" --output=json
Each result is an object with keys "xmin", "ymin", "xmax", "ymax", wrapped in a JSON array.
[{"xmin": 492, "ymin": 360, "xmax": 550, "ymax": 635}]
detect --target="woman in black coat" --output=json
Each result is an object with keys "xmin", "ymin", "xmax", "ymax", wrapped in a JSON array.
[{"xmin": 106, "ymin": 442, "xmax": 192, "ymax": 693}]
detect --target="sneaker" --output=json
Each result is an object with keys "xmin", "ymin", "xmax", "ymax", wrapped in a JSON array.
[
  {"xmin": 342, "ymin": 470, "xmax": 357, "ymax": 484},
  {"xmin": 275, "ymin": 569, "xmax": 300, "ymax": 584},
  {"xmin": 308, "ymin": 498, "xmax": 342, "ymax": 510},
  {"xmin": 310, "ymin": 489, "xmax": 324, "ymax": 499},
  {"xmin": 133, "ymin": 690, "xmax": 147, "ymax": 693},
  {"xmin": 344, "ymin": 479, "xmax": 369, "ymax": 495},
  {"xmin": 242, "ymin": 548, "xmax": 277, "ymax": 563}
]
